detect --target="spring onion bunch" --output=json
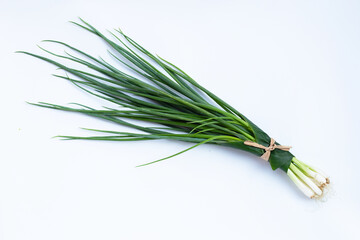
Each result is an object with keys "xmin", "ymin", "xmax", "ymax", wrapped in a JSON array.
[{"xmin": 19, "ymin": 19, "xmax": 329, "ymax": 198}]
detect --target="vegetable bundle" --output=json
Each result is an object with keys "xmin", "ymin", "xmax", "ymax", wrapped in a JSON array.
[{"xmin": 20, "ymin": 19, "xmax": 329, "ymax": 198}]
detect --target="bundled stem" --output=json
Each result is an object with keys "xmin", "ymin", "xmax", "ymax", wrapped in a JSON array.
[{"xmin": 19, "ymin": 18, "xmax": 329, "ymax": 198}]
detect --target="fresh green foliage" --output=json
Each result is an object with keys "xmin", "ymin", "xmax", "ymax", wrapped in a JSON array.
[{"xmin": 19, "ymin": 18, "xmax": 293, "ymax": 171}]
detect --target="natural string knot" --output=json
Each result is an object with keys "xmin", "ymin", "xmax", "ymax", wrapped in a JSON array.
[{"xmin": 244, "ymin": 138, "xmax": 292, "ymax": 161}]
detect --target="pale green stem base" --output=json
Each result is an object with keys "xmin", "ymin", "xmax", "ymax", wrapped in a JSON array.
[{"xmin": 287, "ymin": 157, "xmax": 329, "ymax": 199}]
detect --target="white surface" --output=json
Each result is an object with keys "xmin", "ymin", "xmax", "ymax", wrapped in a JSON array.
[{"xmin": 1, "ymin": 1, "xmax": 360, "ymax": 239}]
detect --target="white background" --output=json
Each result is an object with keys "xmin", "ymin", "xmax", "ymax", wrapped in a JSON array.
[{"xmin": 1, "ymin": 1, "xmax": 360, "ymax": 239}]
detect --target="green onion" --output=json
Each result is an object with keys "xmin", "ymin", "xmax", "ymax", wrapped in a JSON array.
[{"xmin": 19, "ymin": 18, "xmax": 329, "ymax": 199}]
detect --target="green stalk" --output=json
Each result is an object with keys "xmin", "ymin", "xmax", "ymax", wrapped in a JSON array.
[{"xmin": 20, "ymin": 18, "xmax": 330, "ymax": 199}]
